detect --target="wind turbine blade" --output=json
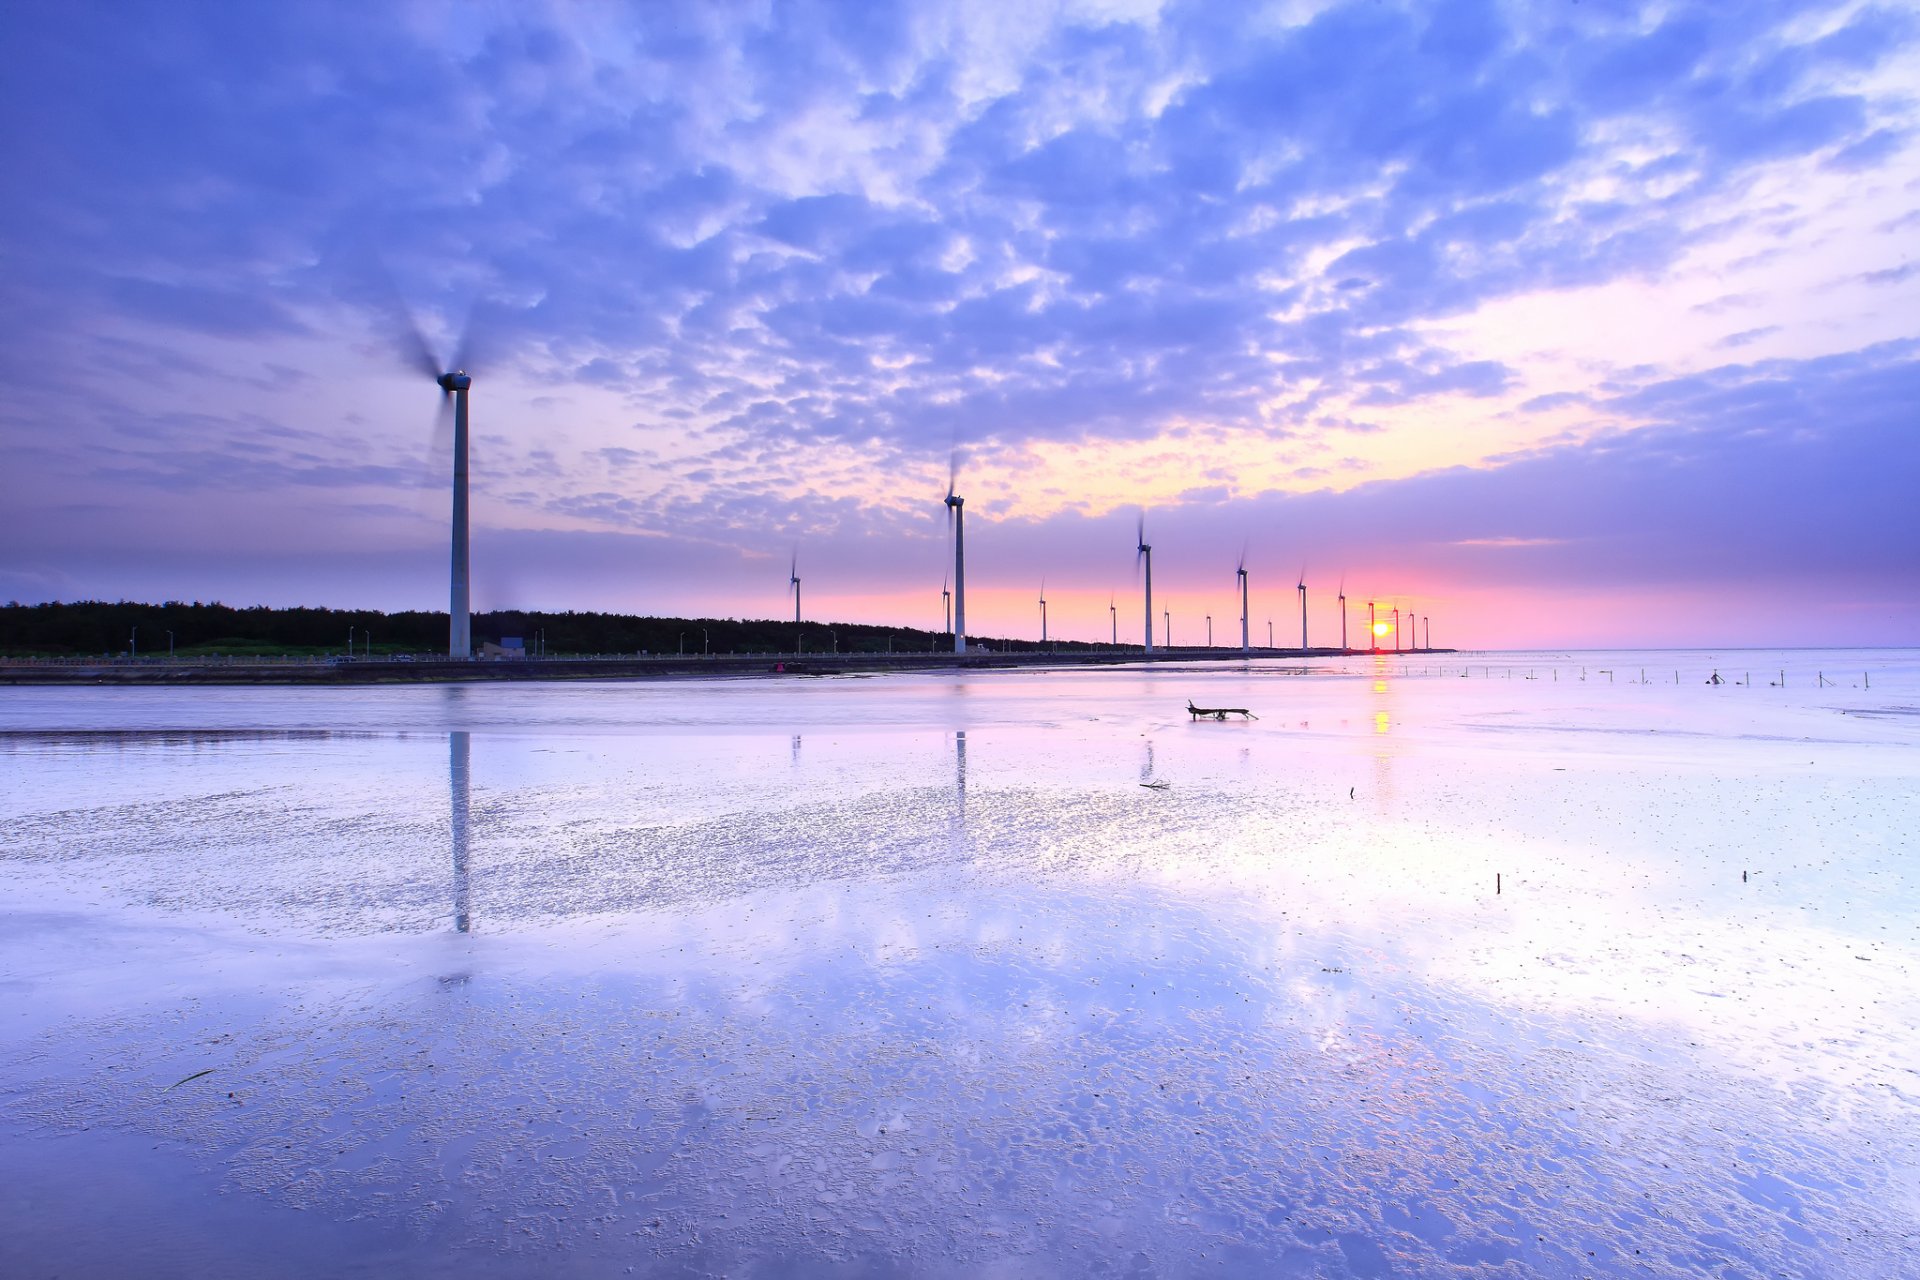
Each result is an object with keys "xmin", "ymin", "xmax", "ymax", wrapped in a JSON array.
[
  {"xmin": 364, "ymin": 257, "xmax": 446, "ymax": 379},
  {"xmin": 451, "ymin": 297, "xmax": 491, "ymax": 374},
  {"xmin": 947, "ymin": 447, "xmax": 958, "ymax": 499}
]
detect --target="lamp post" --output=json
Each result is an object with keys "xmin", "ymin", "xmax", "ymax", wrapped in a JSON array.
[
  {"xmin": 348, "ymin": 626, "xmax": 355, "ymax": 658},
  {"xmin": 166, "ymin": 630, "xmax": 174, "ymax": 659},
  {"xmin": 702, "ymin": 628, "xmax": 709, "ymax": 655},
  {"xmin": 129, "ymin": 626, "xmax": 137, "ymax": 660}
]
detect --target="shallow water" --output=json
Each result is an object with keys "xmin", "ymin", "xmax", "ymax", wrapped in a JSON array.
[{"xmin": 3, "ymin": 649, "xmax": 1917, "ymax": 1277}]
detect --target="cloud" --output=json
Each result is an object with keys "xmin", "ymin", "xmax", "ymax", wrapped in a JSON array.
[{"xmin": 0, "ymin": 0, "xmax": 1915, "ymax": 639}]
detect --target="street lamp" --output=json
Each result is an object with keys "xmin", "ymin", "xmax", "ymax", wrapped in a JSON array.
[
  {"xmin": 702, "ymin": 628, "xmax": 709, "ymax": 655},
  {"xmin": 129, "ymin": 626, "xmax": 137, "ymax": 660}
]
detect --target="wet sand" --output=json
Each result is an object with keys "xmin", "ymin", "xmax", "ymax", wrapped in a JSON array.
[{"xmin": 2, "ymin": 650, "xmax": 1915, "ymax": 1277}]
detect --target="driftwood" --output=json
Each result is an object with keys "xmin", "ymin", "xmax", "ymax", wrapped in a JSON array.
[{"xmin": 1187, "ymin": 701, "xmax": 1257, "ymax": 721}]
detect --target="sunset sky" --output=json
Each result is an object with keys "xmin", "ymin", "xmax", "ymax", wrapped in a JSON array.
[{"xmin": 3, "ymin": 0, "xmax": 1916, "ymax": 647}]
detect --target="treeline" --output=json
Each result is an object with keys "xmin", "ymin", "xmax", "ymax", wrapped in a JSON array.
[{"xmin": 0, "ymin": 600, "xmax": 1101, "ymax": 658}]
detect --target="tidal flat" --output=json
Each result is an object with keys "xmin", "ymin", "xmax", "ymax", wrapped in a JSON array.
[{"xmin": 2, "ymin": 651, "xmax": 1916, "ymax": 1278}]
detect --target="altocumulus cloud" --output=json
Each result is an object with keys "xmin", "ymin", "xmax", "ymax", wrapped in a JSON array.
[{"xmin": 0, "ymin": 0, "xmax": 1914, "ymax": 642}]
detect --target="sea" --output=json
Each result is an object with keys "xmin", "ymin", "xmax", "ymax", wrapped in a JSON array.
[{"xmin": 2, "ymin": 648, "xmax": 1916, "ymax": 1277}]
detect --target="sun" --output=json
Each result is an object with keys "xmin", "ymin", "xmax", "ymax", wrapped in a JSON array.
[{"xmin": 1372, "ymin": 621, "xmax": 1391, "ymax": 637}]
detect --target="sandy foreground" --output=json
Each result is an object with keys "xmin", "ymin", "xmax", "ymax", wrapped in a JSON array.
[{"xmin": 2, "ymin": 650, "xmax": 1916, "ymax": 1277}]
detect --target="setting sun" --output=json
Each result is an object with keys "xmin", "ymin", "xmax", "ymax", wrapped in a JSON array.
[{"xmin": 1372, "ymin": 621, "xmax": 1391, "ymax": 637}]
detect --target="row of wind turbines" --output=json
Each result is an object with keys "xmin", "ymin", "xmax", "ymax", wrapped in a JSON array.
[
  {"xmin": 404, "ymin": 340, "xmax": 1430, "ymax": 659},
  {"xmin": 789, "ymin": 460, "xmax": 1435, "ymax": 656}
]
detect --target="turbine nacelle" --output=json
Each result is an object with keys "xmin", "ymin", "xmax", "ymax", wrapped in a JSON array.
[{"xmin": 437, "ymin": 371, "xmax": 472, "ymax": 393}]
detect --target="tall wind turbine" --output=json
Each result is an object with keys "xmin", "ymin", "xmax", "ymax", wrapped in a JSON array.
[
  {"xmin": 1237, "ymin": 549, "xmax": 1250, "ymax": 653},
  {"xmin": 789, "ymin": 554, "xmax": 802, "ymax": 624},
  {"xmin": 1136, "ymin": 513, "xmax": 1153, "ymax": 653},
  {"xmin": 1109, "ymin": 596, "xmax": 1117, "ymax": 646},
  {"xmin": 942, "ymin": 575, "xmax": 951, "ymax": 639},
  {"xmin": 1038, "ymin": 579, "xmax": 1048, "ymax": 647},
  {"xmin": 1368, "ymin": 600, "xmax": 1377, "ymax": 653},
  {"xmin": 945, "ymin": 451, "xmax": 966, "ymax": 655},
  {"xmin": 389, "ymin": 286, "xmax": 482, "ymax": 659},
  {"xmin": 1338, "ymin": 577, "xmax": 1348, "ymax": 652},
  {"xmin": 1393, "ymin": 605, "xmax": 1401, "ymax": 653},
  {"xmin": 1297, "ymin": 568, "xmax": 1308, "ymax": 651}
]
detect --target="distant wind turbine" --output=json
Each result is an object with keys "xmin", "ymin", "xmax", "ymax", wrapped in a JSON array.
[
  {"xmin": 789, "ymin": 553, "xmax": 802, "ymax": 624},
  {"xmin": 1109, "ymin": 595, "xmax": 1117, "ymax": 646},
  {"xmin": 1137, "ymin": 513, "xmax": 1153, "ymax": 653},
  {"xmin": 1038, "ymin": 578, "xmax": 1048, "ymax": 647},
  {"xmin": 1298, "ymin": 567, "xmax": 1308, "ymax": 651},
  {"xmin": 946, "ymin": 450, "xmax": 966, "ymax": 655},
  {"xmin": 1237, "ymin": 548, "xmax": 1250, "ymax": 654},
  {"xmin": 1338, "ymin": 576, "xmax": 1348, "ymax": 652}
]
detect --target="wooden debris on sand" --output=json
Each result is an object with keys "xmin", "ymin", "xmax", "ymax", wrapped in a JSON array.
[{"xmin": 1187, "ymin": 701, "xmax": 1257, "ymax": 721}]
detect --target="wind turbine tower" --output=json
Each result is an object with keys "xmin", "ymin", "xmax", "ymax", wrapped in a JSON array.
[
  {"xmin": 1137, "ymin": 515, "xmax": 1153, "ymax": 652},
  {"xmin": 789, "ymin": 555, "xmax": 802, "ymax": 624},
  {"xmin": 439, "ymin": 370, "xmax": 474, "ymax": 658},
  {"xmin": 1368, "ymin": 600, "xmax": 1377, "ymax": 653},
  {"xmin": 1038, "ymin": 580, "xmax": 1048, "ymax": 647},
  {"xmin": 1298, "ymin": 571, "xmax": 1308, "ymax": 651},
  {"xmin": 945, "ymin": 458, "xmax": 966, "ymax": 655},
  {"xmin": 1237, "ymin": 556, "xmax": 1250, "ymax": 653},
  {"xmin": 1338, "ymin": 580, "xmax": 1348, "ymax": 652}
]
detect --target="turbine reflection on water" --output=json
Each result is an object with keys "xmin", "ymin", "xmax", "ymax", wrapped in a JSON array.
[{"xmin": 450, "ymin": 729, "xmax": 471, "ymax": 934}]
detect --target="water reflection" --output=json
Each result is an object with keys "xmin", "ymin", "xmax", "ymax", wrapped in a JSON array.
[
  {"xmin": 450, "ymin": 730, "xmax": 471, "ymax": 934},
  {"xmin": 952, "ymin": 729, "xmax": 968, "ymax": 850}
]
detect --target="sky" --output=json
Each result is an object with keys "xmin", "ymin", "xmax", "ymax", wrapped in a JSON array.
[{"xmin": 2, "ymin": 0, "xmax": 1917, "ymax": 649}]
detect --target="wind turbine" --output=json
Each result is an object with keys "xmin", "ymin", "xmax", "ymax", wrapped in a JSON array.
[
  {"xmin": 942, "ymin": 574, "xmax": 951, "ymax": 639},
  {"xmin": 1393, "ymin": 605, "xmax": 1401, "ymax": 653},
  {"xmin": 1297, "ymin": 567, "xmax": 1308, "ymax": 651},
  {"xmin": 1338, "ymin": 576, "xmax": 1348, "ymax": 652},
  {"xmin": 389, "ymin": 287, "xmax": 483, "ymax": 659},
  {"xmin": 1368, "ymin": 600, "xmax": 1377, "ymax": 653},
  {"xmin": 946, "ymin": 451, "xmax": 966, "ymax": 655},
  {"xmin": 1136, "ymin": 513, "xmax": 1153, "ymax": 653},
  {"xmin": 1237, "ymin": 549, "xmax": 1250, "ymax": 653},
  {"xmin": 1424, "ymin": 615, "xmax": 1431, "ymax": 651},
  {"xmin": 1109, "ymin": 595, "xmax": 1117, "ymax": 646},
  {"xmin": 1038, "ymin": 579, "xmax": 1048, "ymax": 647},
  {"xmin": 789, "ymin": 553, "xmax": 801, "ymax": 624}
]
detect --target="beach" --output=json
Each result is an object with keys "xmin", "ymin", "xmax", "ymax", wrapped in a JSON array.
[{"xmin": 2, "ymin": 650, "xmax": 1915, "ymax": 1277}]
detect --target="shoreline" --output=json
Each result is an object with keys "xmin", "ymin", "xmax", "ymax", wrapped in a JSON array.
[{"xmin": 0, "ymin": 646, "xmax": 1454, "ymax": 686}]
